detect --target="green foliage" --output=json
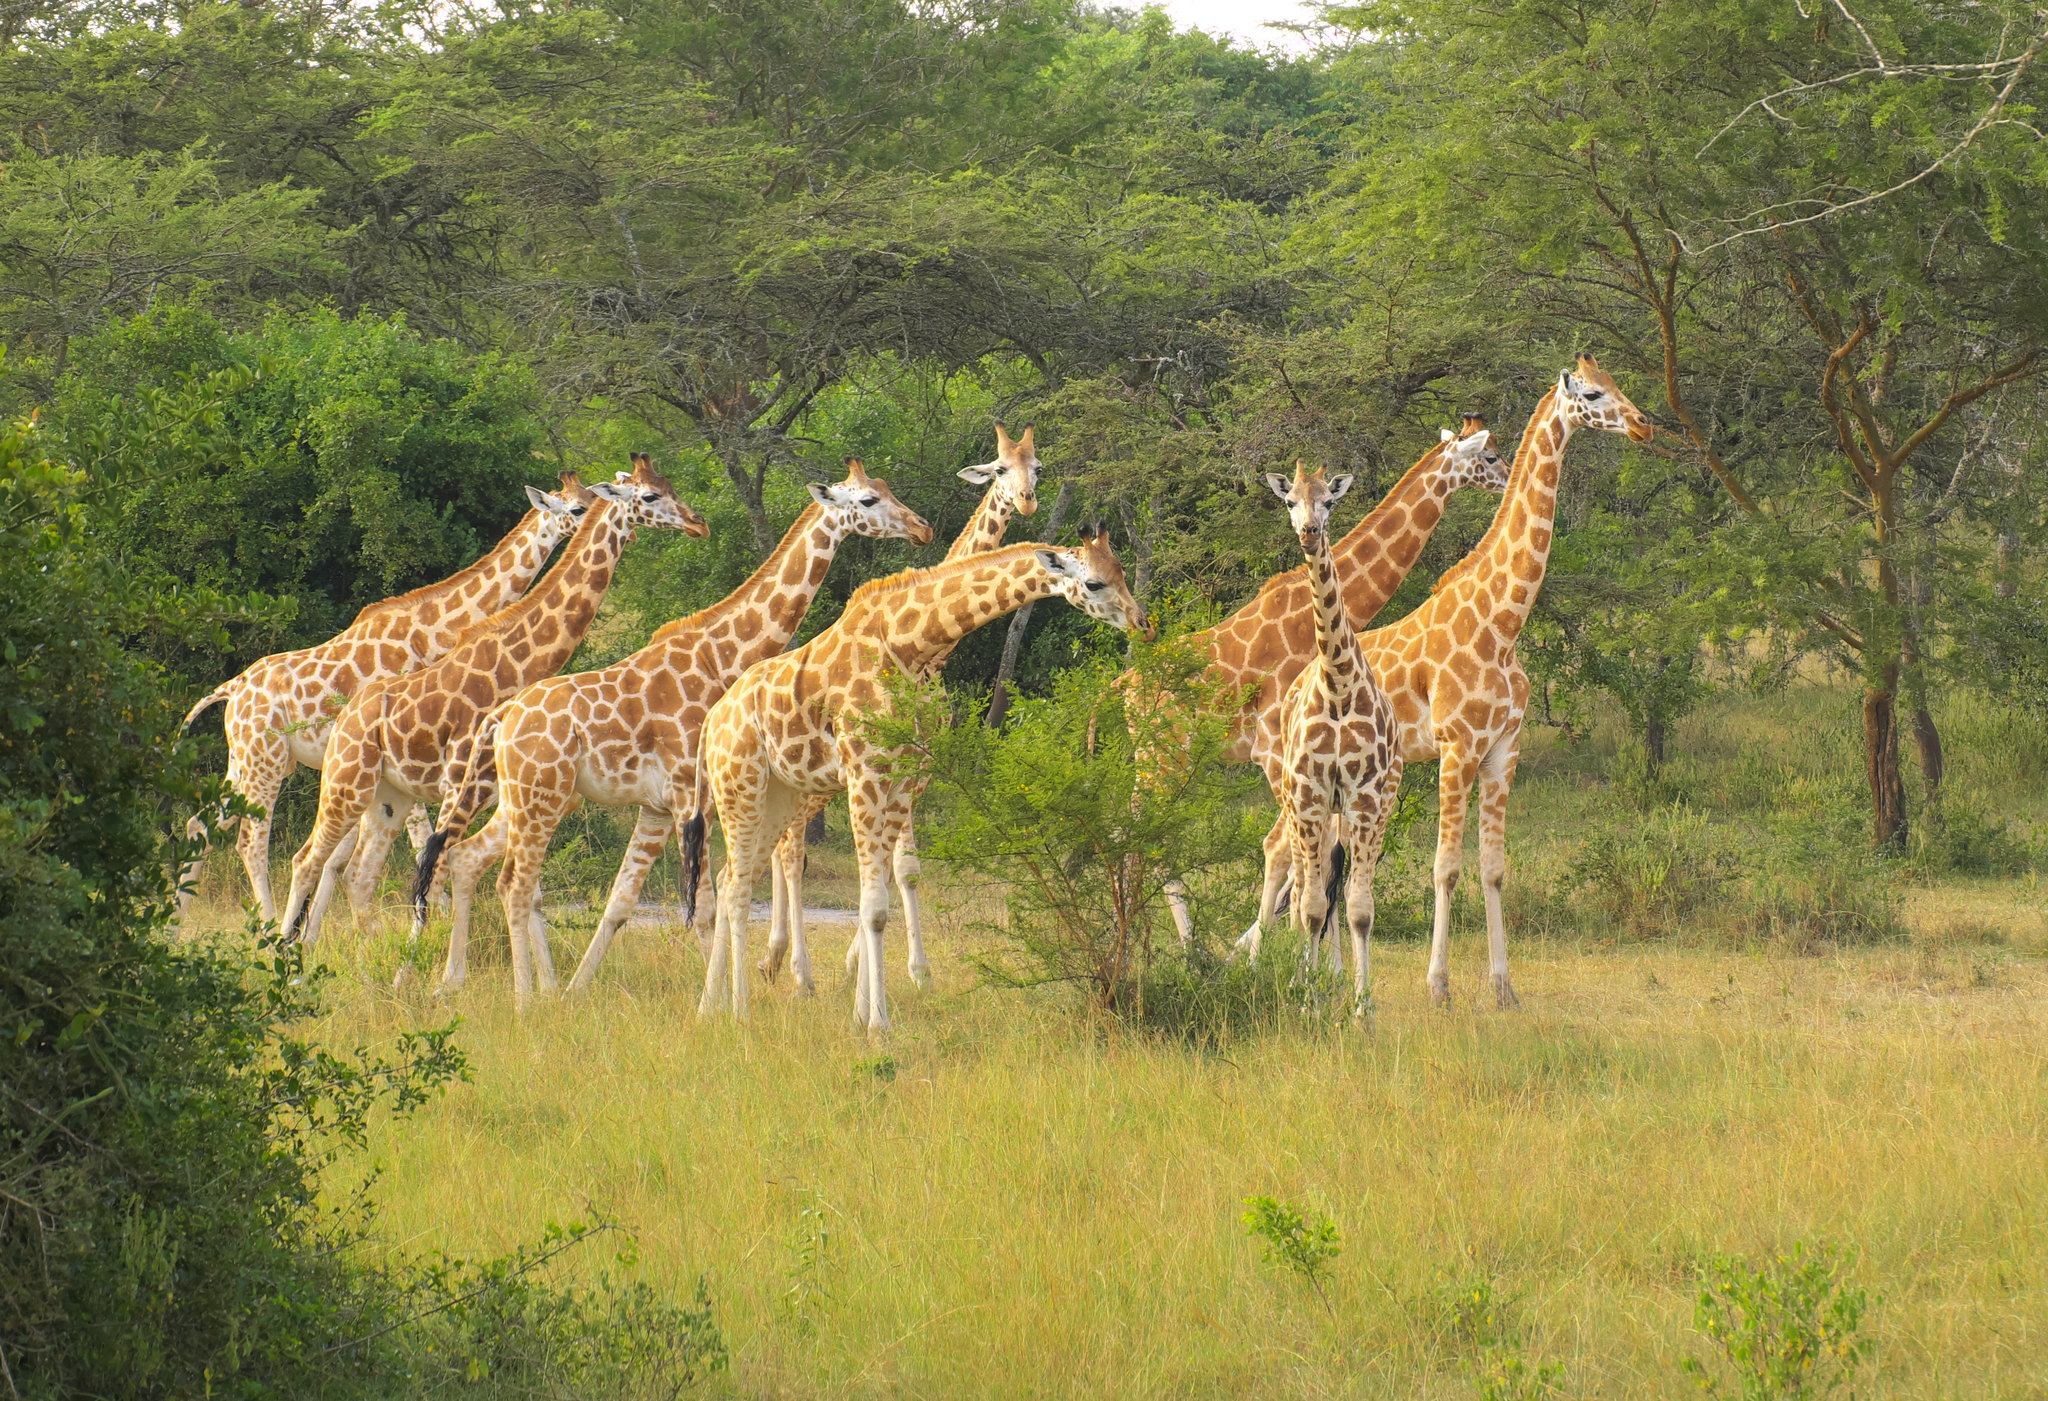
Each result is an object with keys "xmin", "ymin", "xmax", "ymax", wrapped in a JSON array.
[
  {"xmin": 869, "ymin": 631, "xmax": 1267, "ymax": 1017},
  {"xmin": 0, "ymin": 387, "xmax": 723, "ymax": 1397},
  {"xmin": 51, "ymin": 302, "xmax": 550, "ymax": 667},
  {"xmin": 1240, "ymin": 1196, "xmax": 1340, "ymax": 1315},
  {"xmin": 1682, "ymin": 1243, "xmax": 1873, "ymax": 1401}
]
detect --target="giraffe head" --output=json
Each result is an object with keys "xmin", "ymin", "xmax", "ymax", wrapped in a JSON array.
[
  {"xmin": 1264, "ymin": 460, "xmax": 1353, "ymax": 552},
  {"xmin": 1438, "ymin": 416, "xmax": 1511, "ymax": 492},
  {"xmin": 597, "ymin": 452, "xmax": 711, "ymax": 536},
  {"xmin": 524, "ymin": 472, "xmax": 603, "ymax": 532},
  {"xmin": 1557, "ymin": 354, "xmax": 1655, "ymax": 443},
  {"xmin": 806, "ymin": 457, "xmax": 934, "ymax": 545},
  {"xmin": 1035, "ymin": 524, "xmax": 1154, "ymax": 638},
  {"xmin": 957, "ymin": 422, "xmax": 1039, "ymax": 517}
]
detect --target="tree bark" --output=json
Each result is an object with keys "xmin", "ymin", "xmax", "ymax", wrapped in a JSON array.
[
  {"xmin": 985, "ymin": 481, "xmax": 1072, "ymax": 729},
  {"xmin": 713, "ymin": 446, "xmax": 777, "ymax": 558},
  {"xmin": 1864, "ymin": 658, "xmax": 1909, "ymax": 852},
  {"xmin": 1996, "ymin": 525, "xmax": 2019, "ymax": 598},
  {"xmin": 1643, "ymin": 714, "xmax": 1667, "ymax": 775}
]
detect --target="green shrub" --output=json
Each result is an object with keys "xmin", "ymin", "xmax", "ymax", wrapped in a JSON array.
[
  {"xmin": 1242, "ymin": 1196, "xmax": 1340, "ymax": 1316},
  {"xmin": 870, "ymin": 631, "xmax": 1267, "ymax": 1020},
  {"xmin": 1, "ymin": 394, "xmax": 724, "ymax": 1397},
  {"xmin": 1912, "ymin": 808, "xmax": 2038, "ymax": 878},
  {"xmin": 1682, "ymin": 1242, "xmax": 1872, "ymax": 1400},
  {"xmin": 1563, "ymin": 803, "xmax": 1746, "ymax": 939}
]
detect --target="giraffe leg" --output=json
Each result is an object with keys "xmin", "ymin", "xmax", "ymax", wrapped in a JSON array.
[
  {"xmin": 282, "ymin": 732, "xmax": 385, "ymax": 947},
  {"xmin": 568, "ymin": 808, "xmax": 674, "ymax": 996},
  {"xmin": 1163, "ymin": 879, "xmax": 1196, "ymax": 948},
  {"xmin": 1477, "ymin": 736, "xmax": 1523, "ymax": 1011},
  {"xmin": 528, "ymin": 878, "xmax": 557, "ymax": 995},
  {"xmin": 760, "ymin": 812, "xmax": 809, "ymax": 986},
  {"xmin": 404, "ymin": 803, "xmax": 436, "ymax": 854},
  {"xmin": 187, "ymin": 725, "xmax": 291, "ymax": 924},
  {"xmin": 894, "ymin": 824, "xmax": 930, "ymax": 988},
  {"xmin": 701, "ymin": 778, "xmax": 796, "ymax": 1021},
  {"xmin": 494, "ymin": 833, "xmax": 548, "ymax": 1012},
  {"xmin": 1428, "ymin": 745, "xmax": 1484, "ymax": 1008},
  {"xmin": 847, "ymin": 782, "xmax": 913, "ymax": 1032},
  {"xmin": 344, "ymin": 799, "xmax": 408, "ymax": 923},
  {"xmin": 1234, "ymin": 814, "xmax": 1292, "ymax": 964},
  {"xmin": 784, "ymin": 837, "xmax": 813, "ymax": 996},
  {"xmin": 1345, "ymin": 756, "xmax": 1401, "ymax": 1024},
  {"xmin": 435, "ymin": 811, "xmax": 508, "ymax": 991}
]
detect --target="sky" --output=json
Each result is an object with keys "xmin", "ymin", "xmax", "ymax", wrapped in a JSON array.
[{"xmin": 1151, "ymin": 0, "xmax": 1323, "ymax": 52}]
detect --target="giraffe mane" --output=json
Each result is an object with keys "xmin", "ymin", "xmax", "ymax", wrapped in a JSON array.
[
  {"xmin": 834, "ymin": 541, "xmax": 1049, "ymax": 618},
  {"xmin": 1429, "ymin": 385, "xmax": 1562, "ymax": 597}
]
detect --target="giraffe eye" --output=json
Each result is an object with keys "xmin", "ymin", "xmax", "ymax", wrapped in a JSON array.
[
  {"xmin": 859, "ymin": 494, "xmax": 879, "ymax": 507},
  {"xmin": 1085, "ymin": 580, "xmax": 1107, "ymax": 592},
  {"xmin": 1584, "ymin": 389, "xmax": 1605, "ymax": 401},
  {"xmin": 572, "ymin": 506, "xmax": 588, "ymax": 515},
  {"xmin": 641, "ymin": 492, "xmax": 658, "ymax": 503}
]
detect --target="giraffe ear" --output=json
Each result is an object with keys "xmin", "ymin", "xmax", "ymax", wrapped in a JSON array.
[
  {"xmin": 1035, "ymin": 548, "xmax": 1081, "ymax": 578},
  {"xmin": 1325, "ymin": 475, "xmax": 1354, "ymax": 502},
  {"xmin": 525, "ymin": 484, "xmax": 571, "ymax": 515},
  {"xmin": 806, "ymin": 481, "xmax": 837, "ymax": 507},
  {"xmin": 1440, "ymin": 426, "xmax": 1456, "ymax": 443},
  {"xmin": 958, "ymin": 462, "xmax": 997, "ymax": 485},
  {"xmin": 1560, "ymin": 369, "xmax": 1581, "ymax": 396},
  {"xmin": 1263, "ymin": 473, "xmax": 1292, "ymax": 503},
  {"xmin": 587, "ymin": 481, "xmax": 632, "ymax": 502}
]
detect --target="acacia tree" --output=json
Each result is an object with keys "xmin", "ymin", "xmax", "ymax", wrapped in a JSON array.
[{"xmin": 1321, "ymin": 0, "xmax": 2048, "ymax": 848}]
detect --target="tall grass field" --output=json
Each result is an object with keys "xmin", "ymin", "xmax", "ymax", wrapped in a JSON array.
[{"xmin": 182, "ymin": 687, "xmax": 2048, "ymax": 1398}]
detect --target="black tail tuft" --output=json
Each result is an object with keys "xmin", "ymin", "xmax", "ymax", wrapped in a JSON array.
[
  {"xmin": 1319, "ymin": 843, "xmax": 1349, "ymax": 940},
  {"xmin": 680, "ymin": 813, "xmax": 707, "ymax": 927},
  {"xmin": 410, "ymin": 828, "xmax": 452, "ymax": 924}
]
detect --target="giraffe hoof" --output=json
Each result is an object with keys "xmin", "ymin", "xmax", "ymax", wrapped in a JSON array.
[
  {"xmin": 755, "ymin": 958, "xmax": 777, "ymax": 985},
  {"xmin": 909, "ymin": 963, "xmax": 932, "ymax": 990},
  {"xmin": 1429, "ymin": 979, "xmax": 1451, "ymax": 1009},
  {"xmin": 1493, "ymin": 976, "xmax": 1521, "ymax": 1011},
  {"xmin": 391, "ymin": 963, "xmax": 413, "ymax": 991}
]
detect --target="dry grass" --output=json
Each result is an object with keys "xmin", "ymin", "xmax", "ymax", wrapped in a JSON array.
[{"xmin": 176, "ymin": 685, "xmax": 2048, "ymax": 1397}]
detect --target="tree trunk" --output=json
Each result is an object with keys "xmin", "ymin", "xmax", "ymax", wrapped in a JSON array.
[
  {"xmin": 1643, "ymin": 714, "xmax": 1667, "ymax": 775},
  {"xmin": 1912, "ymin": 705, "xmax": 1944, "ymax": 827},
  {"xmin": 985, "ymin": 481, "xmax": 1072, "ymax": 729},
  {"xmin": 713, "ymin": 447, "xmax": 777, "ymax": 558},
  {"xmin": 1996, "ymin": 525, "xmax": 2019, "ymax": 598},
  {"xmin": 1863, "ymin": 659, "xmax": 1909, "ymax": 852}
]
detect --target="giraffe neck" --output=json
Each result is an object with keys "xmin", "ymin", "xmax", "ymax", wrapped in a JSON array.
[
  {"xmin": 338, "ymin": 507, "xmax": 561, "ymax": 640},
  {"xmin": 838, "ymin": 545, "xmax": 1058, "ymax": 678},
  {"xmin": 1328, "ymin": 441, "xmax": 1457, "ymax": 622},
  {"xmin": 654, "ymin": 503, "xmax": 847, "ymax": 653},
  {"xmin": 1447, "ymin": 388, "xmax": 1573, "ymax": 639},
  {"xmin": 944, "ymin": 485, "xmax": 1016, "ymax": 563},
  {"xmin": 1303, "ymin": 531, "xmax": 1363, "ymax": 694},
  {"xmin": 491, "ymin": 500, "xmax": 633, "ymax": 668}
]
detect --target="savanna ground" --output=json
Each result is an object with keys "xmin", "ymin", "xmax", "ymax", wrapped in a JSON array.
[{"xmin": 184, "ymin": 685, "xmax": 2048, "ymax": 1398}]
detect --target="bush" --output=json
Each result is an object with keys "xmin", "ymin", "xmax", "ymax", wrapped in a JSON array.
[
  {"xmin": 870, "ymin": 630, "xmax": 1268, "ymax": 1021},
  {"xmin": 1, "ymin": 398, "xmax": 724, "ymax": 1396},
  {"xmin": 1563, "ymin": 803, "xmax": 1745, "ymax": 939},
  {"xmin": 1682, "ymin": 1242, "xmax": 1872, "ymax": 1400}
]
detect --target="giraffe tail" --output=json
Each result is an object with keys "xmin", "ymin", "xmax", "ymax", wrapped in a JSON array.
[
  {"xmin": 680, "ymin": 765, "xmax": 712, "ymax": 929},
  {"xmin": 179, "ymin": 682, "xmax": 236, "ymax": 736},
  {"xmin": 409, "ymin": 713, "xmax": 503, "ymax": 922},
  {"xmin": 1318, "ymin": 843, "xmax": 1348, "ymax": 944}
]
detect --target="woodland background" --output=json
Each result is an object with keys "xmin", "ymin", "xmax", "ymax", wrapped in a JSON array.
[{"xmin": 4, "ymin": 1, "xmax": 2048, "ymax": 1396}]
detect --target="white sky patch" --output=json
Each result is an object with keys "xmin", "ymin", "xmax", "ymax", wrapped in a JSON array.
[{"xmin": 1150, "ymin": 0, "xmax": 1323, "ymax": 53}]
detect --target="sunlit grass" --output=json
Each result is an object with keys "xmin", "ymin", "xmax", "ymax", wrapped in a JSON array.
[{"xmin": 179, "ymin": 684, "xmax": 2048, "ymax": 1397}]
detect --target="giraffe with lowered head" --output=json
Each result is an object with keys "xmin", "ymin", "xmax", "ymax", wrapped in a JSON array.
[
  {"xmin": 280, "ymin": 455, "xmax": 708, "ymax": 946},
  {"xmin": 1243, "ymin": 356, "xmax": 1654, "ymax": 1008},
  {"xmin": 414, "ymin": 458, "xmax": 932, "ymax": 1004},
  {"xmin": 760, "ymin": 423, "xmax": 1042, "ymax": 995},
  {"xmin": 177, "ymin": 473, "xmax": 594, "ymax": 921},
  {"xmin": 698, "ymin": 530, "xmax": 1152, "ymax": 1034}
]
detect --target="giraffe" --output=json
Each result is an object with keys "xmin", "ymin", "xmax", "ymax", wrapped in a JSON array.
[
  {"xmin": 414, "ymin": 459, "xmax": 933, "ymax": 1004},
  {"xmin": 761, "ymin": 423, "xmax": 1042, "ymax": 995},
  {"xmin": 698, "ymin": 531, "xmax": 1151, "ymax": 1034},
  {"xmin": 279, "ymin": 455, "xmax": 708, "ymax": 947},
  {"xmin": 1152, "ymin": 420, "xmax": 1509, "ymax": 942},
  {"xmin": 176, "ymin": 472, "xmax": 594, "ymax": 920},
  {"xmin": 1264, "ymin": 460, "xmax": 1406, "ymax": 1020},
  {"xmin": 1242, "ymin": 356, "xmax": 1654, "ymax": 1008}
]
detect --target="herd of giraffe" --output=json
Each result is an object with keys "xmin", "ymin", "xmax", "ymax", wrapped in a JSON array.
[{"xmin": 181, "ymin": 356, "xmax": 1652, "ymax": 1033}]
